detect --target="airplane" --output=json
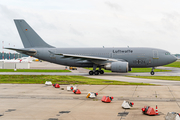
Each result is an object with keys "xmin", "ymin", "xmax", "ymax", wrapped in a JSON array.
[
  {"xmin": 5, "ymin": 19, "xmax": 177, "ymax": 75},
  {"xmin": 0, "ymin": 56, "xmax": 34, "ymax": 63},
  {"xmin": 17, "ymin": 56, "xmax": 36, "ymax": 63}
]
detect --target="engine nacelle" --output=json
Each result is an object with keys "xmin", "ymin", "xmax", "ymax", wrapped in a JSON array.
[{"xmin": 104, "ymin": 61, "xmax": 128, "ymax": 73}]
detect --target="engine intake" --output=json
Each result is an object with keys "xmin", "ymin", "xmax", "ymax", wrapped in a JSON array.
[{"xmin": 104, "ymin": 61, "xmax": 128, "ymax": 73}]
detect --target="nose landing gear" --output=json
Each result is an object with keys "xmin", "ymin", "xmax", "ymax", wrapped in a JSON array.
[
  {"xmin": 150, "ymin": 67, "xmax": 155, "ymax": 75},
  {"xmin": 150, "ymin": 71, "xmax": 155, "ymax": 75}
]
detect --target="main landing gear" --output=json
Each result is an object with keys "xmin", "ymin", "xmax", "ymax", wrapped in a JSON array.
[
  {"xmin": 89, "ymin": 64, "xmax": 104, "ymax": 75},
  {"xmin": 150, "ymin": 67, "xmax": 155, "ymax": 75},
  {"xmin": 89, "ymin": 70, "xmax": 104, "ymax": 75}
]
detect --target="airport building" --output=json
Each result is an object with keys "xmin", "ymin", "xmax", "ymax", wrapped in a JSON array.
[{"xmin": 0, "ymin": 52, "xmax": 28, "ymax": 60}]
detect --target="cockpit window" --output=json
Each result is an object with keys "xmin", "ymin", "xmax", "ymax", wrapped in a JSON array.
[{"xmin": 165, "ymin": 52, "xmax": 170, "ymax": 55}]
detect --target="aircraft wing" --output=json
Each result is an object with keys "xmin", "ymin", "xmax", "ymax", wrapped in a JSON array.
[
  {"xmin": 57, "ymin": 53, "xmax": 117, "ymax": 61},
  {"xmin": 49, "ymin": 51, "xmax": 125, "ymax": 65}
]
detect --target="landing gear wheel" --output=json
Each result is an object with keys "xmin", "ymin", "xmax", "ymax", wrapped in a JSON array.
[
  {"xmin": 89, "ymin": 71, "xmax": 94, "ymax": 75},
  {"xmin": 94, "ymin": 70, "xmax": 99, "ymax": 75},
  {"xmin": 99, "ymin": 70, "xmax": 104, "ymax": 74},
  {"xmin": 150, "ymin": 71, "xmax": 155, "ymax": 75}
]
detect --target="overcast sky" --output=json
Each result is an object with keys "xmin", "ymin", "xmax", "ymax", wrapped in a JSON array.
[{"xmin": 0, "ymin": 0, "xmax": 180, "ymax": 53}]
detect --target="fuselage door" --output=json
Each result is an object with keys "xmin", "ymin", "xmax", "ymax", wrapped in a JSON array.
[
  {"xmin": 153, "ymin": 50, "xmax": 159, "ymax": 66},
  {"xmin": 109, "ymin": 53, "xmax": 113, "ymax": 58},
  {"xmin": 153, "ymin": 50, "xmax": 159, "ymax": 59}
]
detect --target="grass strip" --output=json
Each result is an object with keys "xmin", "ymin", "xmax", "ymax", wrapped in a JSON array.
[
  {"xmin": 0, "ymin": 69, "xmax": 71, "ymax": 72},
  {"xmin": 0, "ymin": 75, "xmax": 153, "ymax": 85},
  {"xmin": 129, "ymin": 68, "xmax": 170, "ymax": 73},
  {"xmin": 164, "ymin": 61, "xmax": 180, "ymax": 68},
  {"xmin": 127, "ymin": 76, "xmax": 180, "ymax": 81}
]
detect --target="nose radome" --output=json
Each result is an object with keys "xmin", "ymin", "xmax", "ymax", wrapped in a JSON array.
[{"xmin": 171, "ymin": 55, "xmax": 178, "ymax": 62}]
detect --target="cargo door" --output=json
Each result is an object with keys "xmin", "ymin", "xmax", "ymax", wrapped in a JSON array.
[
  {"xmin": 153, "ymin": 50, "xmax": 158, "ymax": 65},
  {"xmin": 109, "ymin": 53, "xmax": 113, "ymax": 58},
  {"xmin": 153, "ymin": 50, "xmax": 159, "ymax": 59}
]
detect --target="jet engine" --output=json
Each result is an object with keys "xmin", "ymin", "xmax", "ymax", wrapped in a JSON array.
[{"xmin": 104, "ymin": 61, "xmax": 128, "ymax": 73}]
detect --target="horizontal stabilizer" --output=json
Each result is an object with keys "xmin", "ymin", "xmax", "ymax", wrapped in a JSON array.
[{"xmin": 5, "ymin": 48, "xmax": 36, "ymax": 55}]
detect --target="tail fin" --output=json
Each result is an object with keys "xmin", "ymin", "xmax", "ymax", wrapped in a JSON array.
[{"xmin": 14, "ymin": 19, "xmax": 54, "ymax": 48}]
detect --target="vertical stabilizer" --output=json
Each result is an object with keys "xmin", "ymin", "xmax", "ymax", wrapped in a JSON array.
[{"xmin": 14, "ymin": 19, "xmax": 54, "ymax": 48}]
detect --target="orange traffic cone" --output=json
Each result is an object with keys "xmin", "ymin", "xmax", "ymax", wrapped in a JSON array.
[{"xmin": 156, "ymin": 105, "xmax": 158, "ymax": 115}]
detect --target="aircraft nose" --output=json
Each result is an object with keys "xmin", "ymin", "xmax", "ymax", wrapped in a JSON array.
[{"xmin": 171, "ymin": 55, "xmax": 178, "ymax": 63}]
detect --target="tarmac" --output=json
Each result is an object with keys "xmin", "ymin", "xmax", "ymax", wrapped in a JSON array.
[
  {"xmin": 1, "ymin": 84, "xmax": 180, "ymax": 120},
  {"xmin": 1, "ymin": 61, "xmax": 180, "ymax": 78},
  {"xmin": 1, "ymin": 61, "xmax": 180, "ymax": 120}
]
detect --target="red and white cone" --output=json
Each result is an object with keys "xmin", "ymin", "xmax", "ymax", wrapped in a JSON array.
[{"xmin": 156, "ymin": 105, "xmax": 158, "ymax": 115}]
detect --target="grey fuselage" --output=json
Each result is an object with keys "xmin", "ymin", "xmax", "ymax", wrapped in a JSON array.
[{"xmin": 28, "ymin": 47, "xmax": 177, "ymax": 68}]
